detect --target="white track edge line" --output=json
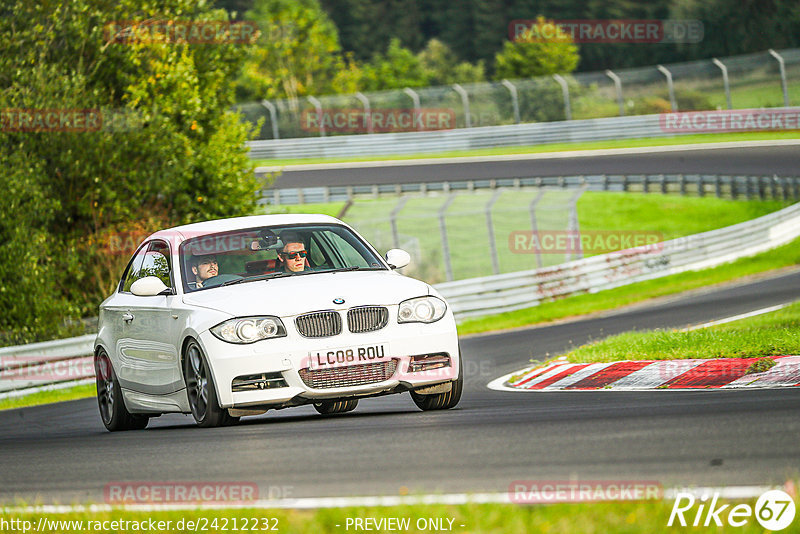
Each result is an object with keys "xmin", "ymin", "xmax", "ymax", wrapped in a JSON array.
[
  {"xmin": 683, "ymin": 302, "xmax": 793, "ymax": 331},
  {"xmin": 2, "ymin": 486, "xmax": 785, "ymax": 513}
]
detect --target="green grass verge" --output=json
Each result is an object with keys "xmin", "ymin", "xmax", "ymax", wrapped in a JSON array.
[
  {"xmin": 3, "ymin": 499, "xmax": 793, "ymax": 533},
  {"xmin": 252, "ymin": 131, "xmax": 800, "ymax": 166},
  {"xmin": 458, "ymin": 235, "xmax": 800, "ymax": 335},
  {"xmin": 0, "ymin": 383, "xmax": 95, "ymax": 412},
  {"xmin": 565, "ymin": 301, "xmax": 800, "ymax": 364}
]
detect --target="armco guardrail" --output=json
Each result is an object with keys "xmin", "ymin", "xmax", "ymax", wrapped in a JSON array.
[
  {"xmin": 0, "ymin": 334, "xmax": 95, "ymax": 394},
  {"xmin": 247, "ymin": 108, "xmax": 800, "ymax": 160},
  {"xmin": 2, "ymin": 201, "xmax": 798, "ymax": 395},
  {"xmin": 258, "ymin": 174, "xmax": 800, "ymax": 205},
  {"xmin": 248, "ymin": 114, "xmax": 670, "ymax": 159},
  {"xmin": 435, "ymin": 201, "xmax": 800, "ymax": 318}
]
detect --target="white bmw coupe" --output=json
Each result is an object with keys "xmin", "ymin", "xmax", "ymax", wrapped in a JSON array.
[{"xmin": 94, "ymin": 214, "xmax": 461, "ymax": 430}]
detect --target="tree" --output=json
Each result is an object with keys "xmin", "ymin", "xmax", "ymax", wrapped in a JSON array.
[
  {"xmin": 361, "ymin": 38, "xmax": 430, "ymax": 91},
  {"xmin": 237, "ymin": 0, "xmax": 354, "ymax": 101},
  {"xmin": 418, "ymin": 39, "xmax": 485, "ymax": 85},
  {"xmin": 493, "ymin": 16, "xmax": 580, "ymax": 80},
  {"xmin": 0, "ymin": 0, "xmax": 261, "ymax": 340}
]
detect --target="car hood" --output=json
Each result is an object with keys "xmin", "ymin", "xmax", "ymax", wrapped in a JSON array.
[{"xmin": 182, "ymin": 270, "xmax": 431, "ymax": 317}]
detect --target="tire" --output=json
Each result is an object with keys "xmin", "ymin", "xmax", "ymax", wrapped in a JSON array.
[
  {"xmin": 184, "ymin": 340, "xmax": 239, "ymax": 428},
  {"xmin": 313, "ymin": 399, "xmax": 359, "ymax": 415},
  {"xmin": 410, "ymin": 358, "xmax": 463, "ymax": 411},
  {"xmin": 94, "ymin": 349, "xmax": 149, "ymax": 431}
]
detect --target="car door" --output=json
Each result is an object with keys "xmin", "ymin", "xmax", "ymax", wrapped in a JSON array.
[{"xmin": 111, "ymin": 240, "xmax": 183, "ymax": 396}]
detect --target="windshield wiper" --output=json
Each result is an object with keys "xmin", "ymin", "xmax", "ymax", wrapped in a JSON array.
[
  {"xmin": 221, "ymin": 272, "xmax": 292, "ymax": 286},
  {"xmin": 319, "ymin": 266, "xmax": 363, "ymax": 274}
]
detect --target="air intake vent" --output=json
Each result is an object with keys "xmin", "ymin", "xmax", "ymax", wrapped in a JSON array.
[
  {"xmin": 299, "ymin": 360, "xmax": 397, "ymax": 389},
  {"xmin": 347, "ymin": 306, "xmax": 389, "ymax": 333},
  {"xmin": 295, "ymin": 311, "xmax": 342, "ymax": 338}
]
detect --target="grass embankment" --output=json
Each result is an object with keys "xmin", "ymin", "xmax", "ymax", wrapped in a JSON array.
[
  {"xmin": 458, "ymin": 235, "xmax": 800, "ymax": 335},
  {"xmin": 564, "ymin": 301, "xmax": 800, "ymax": 364},
  {"xmin": 4, "ymin": 499, "xmax": 795, "ymax": 533},
  {"xmin": 0, "ymin": 383, "xmax": 95, "ymax": 412},
  {"xmin": 253, "ymin": 131, "xmax": 800, "ymax": 166}
]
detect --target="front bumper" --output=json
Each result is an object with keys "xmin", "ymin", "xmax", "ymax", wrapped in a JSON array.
[{"xmin": 197, "ymin": 313, "xmax": 459, "ymax": 409}]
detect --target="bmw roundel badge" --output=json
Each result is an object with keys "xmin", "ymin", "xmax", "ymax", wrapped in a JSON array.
[{"xmin": 333, "ymin": 298, "xmax": 345, "ymax": 304}]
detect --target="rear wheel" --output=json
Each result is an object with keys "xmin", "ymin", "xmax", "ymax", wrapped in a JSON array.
[
  {"xmin": 184, "ymin": 340, "xmax": 239, "ymax": 428},
  {"xmin": 313, "ymin": 399, "xmax": 359, "ymax": 415},
  {"xmin": 95, "ymin": 349, "xmax": 149, "ymax": 431},
  {"xmin": 410, "ymin": 358, "xmax": 463, "ymax": 411}
]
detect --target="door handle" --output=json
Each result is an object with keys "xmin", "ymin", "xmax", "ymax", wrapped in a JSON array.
[{"xmin": 122, "ymin": 312, "xmax": 135, "ymax": 323}]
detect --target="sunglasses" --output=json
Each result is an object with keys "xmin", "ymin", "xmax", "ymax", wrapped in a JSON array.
[{"xmin": 281, "ymin": 250, "xmax": 307, "ymax": 260}]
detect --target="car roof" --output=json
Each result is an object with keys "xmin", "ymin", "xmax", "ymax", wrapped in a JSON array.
[{"xmin": 147, "ymin": 213, "xmax": 346, "ymax": 242}]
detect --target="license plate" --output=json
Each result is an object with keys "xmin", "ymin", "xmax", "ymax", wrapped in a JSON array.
[{"xmin": 308, "ymin": 343, "xmax": 388, "ymax": 370}]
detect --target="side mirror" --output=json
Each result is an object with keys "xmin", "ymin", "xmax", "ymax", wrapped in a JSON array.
[
  {"xmin": 385, "ymin": 249, "xmax": 411, "ymax": 270},
  {"xmin": 131, "ymin": 276, "xmax": 172, "ymax": 296}
]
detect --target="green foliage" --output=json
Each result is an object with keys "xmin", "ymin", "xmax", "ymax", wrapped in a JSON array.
[
  {"xmin": 360, "ymin": 39, "xmax": 430, "ymax": 91},
  {"xmin": 418, "ymin": 39, "xmax": 486, "ymax": 86},
  {"xmin": 237, "ymin": 0, "xmax": 359, "ymax": 100},
  {"xmin": 494, "ymin": 17, "xmax": 580, "ymax": 80},
  {"xmin": 0, "ymin": 0, "xmax": 261, "ymax": 343}
]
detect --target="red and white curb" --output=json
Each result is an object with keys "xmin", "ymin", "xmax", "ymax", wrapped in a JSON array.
[{"xmin": 488, "ymin": 355, "xmax": 800, "ymax": 392}]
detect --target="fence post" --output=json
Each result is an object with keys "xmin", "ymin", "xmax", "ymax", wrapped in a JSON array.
[
  {"xmin": 438, "ymin": 194, "xmax": 457, "ymax": 281},
  {"xmin": 715, "ymin": 175, "xmax": 721, "ymax": 198},
  {"xmin": 403, "ymin": 88, "xmax": 422, "ymax": 131},
  {"xmin": 355, "ymin": 92, "xmax": 373, "ymax": 134},
  {"xmin": 485, "ymin": 190, "xmax": 503, "ymax": 275},
  {"xmin": 307, "ymin": 96, "xmax": 325, "ymax": 137},
  {"xmin": 390, "ymin": 196, "xmax": 409, "ymax": 249},
  {"xmin": 605, "ymin": 69, "xmax": 625, "ymax": 116},
  {"xmin": 768, "ymin": 49, "xmax": 790, "ymax": 107},
  {"xmin": 501, "ymin": 79, "xmax": 521, "ymax": 124},
  {"xmin": 260, "ymin": 100, "xmax": 280, "ymax": 140},
  {"xmin": 679, "ymin": 174, "xmax": 686, "ymax": 196},
  {"xmin": 553, "ymin": 74, "xmax": 572, "ymax": 120},
  {"xmin": 528, "ymin": 189, "xmax": 546, "ymax": 269},
  {"xmin": 711, "ymin": 58, "xmax": 732, "ymax": 110},
  {"xmin": 567, "ymin": 187, "xmax": 586, "ymax": 261},
  {"xmin": 657, "ymin": 65, "xmax": 678, "ymax": 112},
  {"xmin": 452, "ymin": 84, "xmax": 472, "ymax": 128}
]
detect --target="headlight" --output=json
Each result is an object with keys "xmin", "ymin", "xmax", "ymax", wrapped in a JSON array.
[
  {"xmin": 210, "ymin": 316, "xmax": 286, "ymax": 344},
  {"xmin": 398, "ymin": 296, "xmax": 447, "ymax": 324}
]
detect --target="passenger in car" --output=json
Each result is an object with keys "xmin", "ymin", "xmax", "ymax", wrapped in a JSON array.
[
  {"xmin": 189, "ymin": 254, "xmax": 219, "ymax": 288},
  {"xmin": 277, "ymin": 232, "xmax": 309, "ymax": 273}
]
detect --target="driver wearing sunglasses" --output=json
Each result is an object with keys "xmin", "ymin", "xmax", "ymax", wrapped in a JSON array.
[{"xmin": 278, "ymin": 234, "xmax": 309, "ymax": 273}]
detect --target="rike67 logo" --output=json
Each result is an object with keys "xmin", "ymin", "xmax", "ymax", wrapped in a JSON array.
[{"xmin": 668, "ymin": 489, "xmax": 796, "ymax": 530}]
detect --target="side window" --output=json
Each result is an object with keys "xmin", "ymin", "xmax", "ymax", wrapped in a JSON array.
[
  {"xmin": 120, "ymin": 245, "xmax": 149, "ymax": 293},
  {"xmin": 323, "ymin": 231, "xmax": 371, "ymax": 268},
  {"xmin": 139, "ymin": 251, "xmax": 171, "ymax": 288},
  {"xmin": 120, "ymin": 241, "xmax": 172, "ymax": 292}
]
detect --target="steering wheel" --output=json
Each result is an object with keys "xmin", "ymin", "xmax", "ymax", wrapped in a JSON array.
[{"xmin": 201, "ymin": 274, "xmax": 242, "ymax": 288}]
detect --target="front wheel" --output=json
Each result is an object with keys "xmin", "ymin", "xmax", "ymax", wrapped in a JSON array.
[
  {"xmin": 410, "ymin": 360, "xmax": 463, "ymax": 411},
  {"xmin": 313, "ymin": 399, "xmax": 359, "ymax": 415},
  {"xmin": 95, "ymin": 349, "xmax": 149, "ymax": 431},
  {"xmin": 184, "ymin": 340, "xmax": 239, "ymax": 428}
]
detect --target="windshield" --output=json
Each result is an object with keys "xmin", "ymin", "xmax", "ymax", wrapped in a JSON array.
[{"xmin": 179, "ymin": 223, "xmax": 386, "ymax": 292}]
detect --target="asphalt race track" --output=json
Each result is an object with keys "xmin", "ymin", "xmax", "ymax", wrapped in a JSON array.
[
  {"xmin": 2, "ymin": 269, "xmax": 800, "ymax": 505},
  {"xmin": 268, "ymin": 144, "xmax": 800, "ymax": 189}
]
